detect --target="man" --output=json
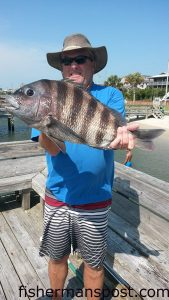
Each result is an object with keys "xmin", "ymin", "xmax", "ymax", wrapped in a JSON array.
[{"xmin": 32, "ymin": 33, "xmax": 138, "ymax": 300}]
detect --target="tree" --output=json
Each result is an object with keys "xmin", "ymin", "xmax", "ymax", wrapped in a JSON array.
[
  {"xmin": 125, "ymin": 72, "xmax": 144, "ymax": 102},
  {"xmin": 104, "ymin": 75, "xmax": 122, "ymax": 89}
]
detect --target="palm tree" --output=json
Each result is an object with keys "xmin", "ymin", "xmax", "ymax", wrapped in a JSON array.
[
  {"xmin": 125, "ymin": 72, "xmax": 144, "ymax": 102},
  {"xmin": 104, "ymin": 75, "xmax": 122, "ymax": 89}
]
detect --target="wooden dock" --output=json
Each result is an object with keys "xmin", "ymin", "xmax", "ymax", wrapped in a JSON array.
[
  {"xmin": 0, "ymin": 141, "xmax": 169, "ymax": 300},
  {"xmin": 126, "ymin": 105, "xmax": 165, "ymax": 119},
  {"xmin": 0, "ymin": 96, "xmax": 8, "ymax": 116},
  {"xmin": 0, "ymin": 96, "xmax": 15, "ymax": 131}
]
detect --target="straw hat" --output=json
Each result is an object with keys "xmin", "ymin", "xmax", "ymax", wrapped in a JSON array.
[{"xmin": 47, "ymin": 33, "xmax": 107, "ymax": 74}]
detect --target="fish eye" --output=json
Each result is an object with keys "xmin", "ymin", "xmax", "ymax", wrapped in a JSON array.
[{"xmin": 25, "ymin": 88, "xmax": 35, "ymax": 96}]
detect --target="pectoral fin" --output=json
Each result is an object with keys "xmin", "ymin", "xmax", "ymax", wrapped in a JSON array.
[{"xmin": 43, "ymin": 114, "xmax": 85, "ymax": 148}]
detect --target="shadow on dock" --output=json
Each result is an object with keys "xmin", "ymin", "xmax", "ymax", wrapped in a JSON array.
[{"xmin": 110, "ymin": 177, "xmax": 159, "ymax": 259}]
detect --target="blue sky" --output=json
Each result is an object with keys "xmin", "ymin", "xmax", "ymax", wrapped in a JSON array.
[{"xmin": 0, "ymin": 0, "xmax": 169, "ymax": 89}]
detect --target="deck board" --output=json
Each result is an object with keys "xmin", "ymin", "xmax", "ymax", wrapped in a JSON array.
[
  {"xmin": 0, "ymin": 140, "xmax": 45, "ymax": 160},
  {"xmin": 0, "ymin": 212, "xmax": 46, "ymax": 292},
  {"xmin": 114, "ymin": 166, "xmax": 169, "ymax": 222},
  {"xmin": 1, "ymin": 210, "xmax": 50, "ymax": 289},
  {"xmin": 0, "ymin": 283, "xmax": 6, "ymax": 300},
  {"xmin": 111, "ymin": 192, "xmax": 169, "ymax": 244},
  {"xmin": 0, "ymin": 156, "xmax": 46, "ymax": 179},
  {"xmin": 106, "ymin": 227, "xmax": 169, "ymax": 293},
  {"xmin": 115, "ymin": 162, "xmax": 169, "ymax": 193},
  {"xmin": 0, "ymin": 239, "xmax": 29, "ymax": 300}
]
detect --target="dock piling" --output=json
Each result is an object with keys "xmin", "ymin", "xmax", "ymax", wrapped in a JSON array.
[{"xmin": 7, "ymin": 116, "xmax": 15, "ymax": 132}]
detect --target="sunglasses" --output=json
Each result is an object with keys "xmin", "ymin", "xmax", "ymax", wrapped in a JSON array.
[{"xmin": 61, "ymin": 55, "xmax": 93, "ymax": 66}]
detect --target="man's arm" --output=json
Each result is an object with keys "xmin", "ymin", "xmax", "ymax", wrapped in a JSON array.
[{"xmin": 39, "ymin": 133, "xmax": 61, "ymax": 156}]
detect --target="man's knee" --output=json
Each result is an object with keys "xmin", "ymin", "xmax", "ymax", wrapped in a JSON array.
[
  {"xmin": 49, "ymin": 255, "xmax": 69, "ymax": 265},
  {"xmin": 84, "ymin": 262, "xmax": 104, "ymax": 279}
]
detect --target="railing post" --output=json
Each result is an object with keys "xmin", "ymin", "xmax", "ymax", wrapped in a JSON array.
[{"xmin": 22, "ymin": 188, "xmax": 31, "ymax": 210}]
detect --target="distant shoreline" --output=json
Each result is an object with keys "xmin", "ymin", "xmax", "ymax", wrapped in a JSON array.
[{"xmin": 130, "ymin": 115, "xmax": 169, "ymax": 132}]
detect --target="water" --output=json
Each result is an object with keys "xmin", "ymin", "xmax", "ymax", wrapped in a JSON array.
[
  {"xmin": 0, "ymin": 116, "xmax": 31, "ymax": 142},
  {"xmin": 115, "ymin": 132, "xmax": 169, "ymax": 183},
  {"xmin": 0, "ymin": 116, "xmax": 169, "ymax": 183}
]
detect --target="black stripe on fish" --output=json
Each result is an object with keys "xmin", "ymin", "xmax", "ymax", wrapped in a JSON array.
[
  {"xmin": 69, "ymin": 86, "xmax": 85, "ymax": 128},
  {"xmin": 95, "ymin": 107, "xmax": 110, "ymax": 145},
  {"xmin": 79, "ymin": 95, "xmax": 98, "ymax": 140},
  {"xmin": 55, "ymin": 81, "xmax": 68, "ymax": 120}
]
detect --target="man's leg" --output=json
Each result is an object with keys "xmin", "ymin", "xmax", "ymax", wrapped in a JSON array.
[
  {"xmin": 83, "ymin": 262, "xmax": 104, "ymax": 300},
  {"xmin": 48, "ymin": 255, "xmax": 69, "ymax": 300},
  {"xmin": 72, "ymin": 206, "xmax": 110, "ymax": 300}
]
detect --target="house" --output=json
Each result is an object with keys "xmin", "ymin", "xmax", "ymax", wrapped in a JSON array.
[{"xmin": 147, "ymin": 73, "xmax": 169, "ymax": 89}]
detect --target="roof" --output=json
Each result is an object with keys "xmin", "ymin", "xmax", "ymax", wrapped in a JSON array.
[{"xmin": 149, "ymin": 73, "xmax": 168, "ymax": 79}]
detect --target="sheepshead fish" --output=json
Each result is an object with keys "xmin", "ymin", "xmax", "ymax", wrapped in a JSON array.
[{"xmin": 5, "ymin": 79, "xmax": 164, "ymax": 152}]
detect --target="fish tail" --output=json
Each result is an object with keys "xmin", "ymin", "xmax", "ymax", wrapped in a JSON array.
[{"xmin": 133, "ymin": 129, "xmax": 165, "ymax": 150}]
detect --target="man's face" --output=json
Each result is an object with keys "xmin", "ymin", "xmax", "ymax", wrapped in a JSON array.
[{"xmin": 61, "ymin": 50, "xmax": 95, "ymax": 88}]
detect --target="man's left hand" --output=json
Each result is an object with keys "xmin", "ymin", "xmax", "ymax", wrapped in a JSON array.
[{"xmin": 109, "ymin": 123, "xmax": 139, "ymax": 150}]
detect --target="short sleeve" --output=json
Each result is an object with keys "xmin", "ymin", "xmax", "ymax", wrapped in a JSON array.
[
  {"xmin": 107, "ymin": 88, "xmax": 125, "ymax": 118},
  {"xmin": 31, "ymin": 128, "xmax": 41, "ymax": 142}
]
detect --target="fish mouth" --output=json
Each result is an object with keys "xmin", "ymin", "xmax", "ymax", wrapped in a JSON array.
[{"xmin": 4, "ymin": 95, "xmax": 20, "ymax": 111}]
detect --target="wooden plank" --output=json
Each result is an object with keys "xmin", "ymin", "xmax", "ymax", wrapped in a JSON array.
[
  {"xmin": 7, "ymin": 204, "xmax": 44, "ymax": 248},
  {"xmin": 0, "ymin": 140, "xmax": 45, "ymax": 160},
  {"xmin": 0, "ymin": 213, "xmax": 46, "ymax": 298},
  {"xmin": 114, "ymin": 167, "xmax": 169, "ymax": 201},
  {"xmin": 0, "ymin": 173, "xmax": 35, "ymax": 194},
  {"xmin": 111, "ymin": 191, "xmax": 169, "ymax": 244},
  {"xmin": 2, "ymin": 209, "xmax": 50, "ymax": 289},
  {"xmin": 109, "ymin": 211, "xmax": 157, "ymax": 257},
  {"xmin": 32, "ymin": 172, "xmax": 46, "ymax": 199},
  {"xmin": 0, "ymin": 282, "xmax": 7, "ymax": 300},
  {"xmin": 0, "ymin": 156, "xmax": 46, "ymax": 179},
  {"xmin": 114, "ymin": 171, "xmax": 169, "ymax": 207},
  {"xmin": 115, "ymin": 162, "xmax": 169, "ymax": 194},
  {"xmin": 0, "ymin": 239, "xmax": 29, "ymax": 300},
  {"xmin": 42, "ymin": 167, "xmax": 48, "ymax": 177},
  {"xmin": 104, "ymin": 261, "xmax": 141, "ymax": 300},
  {"xmin": 108, "ymin": 210, "xmax": 169, "ymax": 276},
  {"xmin": 114, "ymin": 169, "xmax": 169, "ymax": 222},
  {"xmin": 106, "ymin": 228, "xmax": 169, "ymax": 299}
]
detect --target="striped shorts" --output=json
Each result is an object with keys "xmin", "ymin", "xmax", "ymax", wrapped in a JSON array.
[{"xmin": 39, "ymin": 203, "xmax": 110, "ymax": 268}]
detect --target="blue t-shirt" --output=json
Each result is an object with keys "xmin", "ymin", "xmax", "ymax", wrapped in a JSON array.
[{"xmin": 31, "ymin": 83, "xmax": 125, "ymax": 205}]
